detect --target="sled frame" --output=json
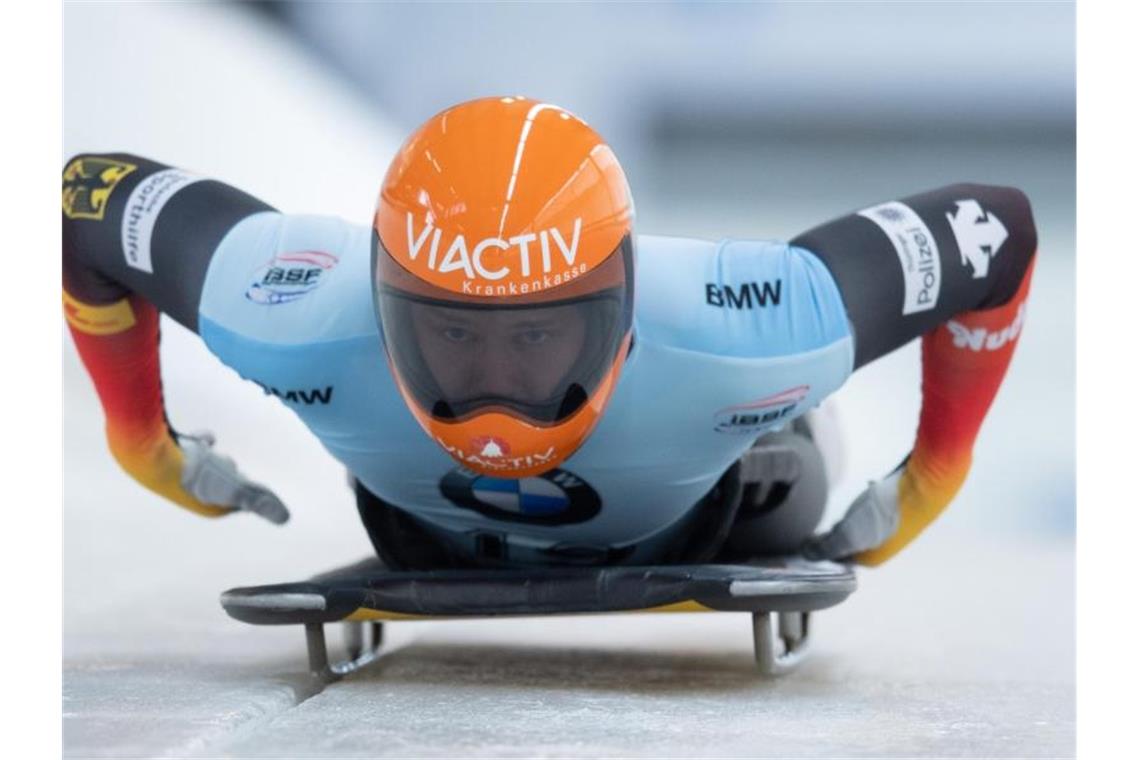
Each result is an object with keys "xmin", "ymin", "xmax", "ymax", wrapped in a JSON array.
[{"xmin": 302, "ymin": 609, "xmax": 811, "ymax": 683}]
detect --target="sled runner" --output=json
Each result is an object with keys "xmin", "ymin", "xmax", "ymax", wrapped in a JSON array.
[{"xmin": 220, "ymin": 556, "xmax": 856, "ymax": 682}]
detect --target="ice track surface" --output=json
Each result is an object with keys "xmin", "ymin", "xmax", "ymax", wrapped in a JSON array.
[{"xmin": 64, "ymin": 3, "xmax": 1074, "ymax": 756}]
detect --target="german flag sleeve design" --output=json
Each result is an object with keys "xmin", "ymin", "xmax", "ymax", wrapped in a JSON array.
[
  {"xmin": 793, "ymin": 183, "xmax": 1038, "ymax": 566},
  {"xmin": 62, "ymin": 152, "xmax": 277, "ymax": 518},
  {"xmin": 64, "ymin": 291, "xmax": 227, "ymax": 518},
  {"xmin": 855, "ymin": 258, "xmax": 1035, "ymax": 565}
]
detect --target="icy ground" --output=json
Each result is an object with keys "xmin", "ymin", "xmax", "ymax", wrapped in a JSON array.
[
  {"xmin": 66, "ymin": 354, "xmax": 1075, "ymax": 759},
  {"xmin": 64, "ymin": 3, "xmax": 1074, "ymax": 756},
  {"xmin": 65, "ymin": 387, "xmax": 1075, "ymax": 759}
]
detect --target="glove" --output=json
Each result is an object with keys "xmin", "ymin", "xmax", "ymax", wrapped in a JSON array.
[
  {"xmin": 177, "ymin": 431, "xmax": 290, "ymax": 525},
  {"xmin": 802, "ymin": 465, "xmax": 902, "ymax": 563}
]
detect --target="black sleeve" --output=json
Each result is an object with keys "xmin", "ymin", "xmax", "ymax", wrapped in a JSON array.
[
  {"xmin": 62, "ymin": 152, "xmax": 276, "ymax": 333},
  {"xmin": 790, "ymin": 183, "xmax": 1037, "ymax": 369}
]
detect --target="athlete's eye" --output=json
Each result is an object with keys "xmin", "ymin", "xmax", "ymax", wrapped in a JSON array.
[
  {"xmin": 443, "ymin": 326, "xmax": 473, "ymax": 343},
  {"xmin": 516, "ymin": 329, "xmax": 551, "ymax": 346}
]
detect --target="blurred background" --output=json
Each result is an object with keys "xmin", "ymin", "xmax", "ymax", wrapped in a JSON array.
[
  {"xmin": 257, "ymin": 0, "xmax": 1076, "ymax": 534},
  {"xmin": 63, "ymin": 2, "xmax": 1075, "ymax": 757}
]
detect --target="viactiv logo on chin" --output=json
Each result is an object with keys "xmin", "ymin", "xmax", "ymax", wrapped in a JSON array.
[{"xmin": 435, "ymin": 437, "xmax": 556, "ymax": 473}]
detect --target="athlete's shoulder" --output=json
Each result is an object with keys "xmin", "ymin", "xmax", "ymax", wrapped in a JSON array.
[
  {"xmin": 633, "ymin": 233, "xmax": 851, "ymax": 358},
  {"xmin": 198, "ymin": 212, "xmax": 377, "ymax": 348}
]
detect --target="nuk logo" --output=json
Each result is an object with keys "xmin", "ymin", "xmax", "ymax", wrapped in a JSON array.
[{"xmin": 946, "ymin": 302, "xmax": 1026, "ymax": 352}]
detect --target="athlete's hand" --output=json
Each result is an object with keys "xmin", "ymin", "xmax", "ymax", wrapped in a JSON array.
[
  {"xmin": 802, "ymin": 466, "xmax": 902, "ymax": 564},
  {"xmin": 177, "ymin": 432, "xmax": 291, "ymax": 525}
]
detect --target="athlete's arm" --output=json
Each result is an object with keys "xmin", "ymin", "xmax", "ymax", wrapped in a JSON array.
[
  {"xmin": 790, "ymin": 183, "xmax": 1037, "ymax": 565},
  {"xmin": 62, "ymin": 153, "xmax": 287, "ymax": 521}
]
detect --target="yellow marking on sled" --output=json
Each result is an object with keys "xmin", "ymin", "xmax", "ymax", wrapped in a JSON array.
[
  {"xmin": 637, "ymin": 600, "xmax": 716, "ymax": 613},
  {"xmin": 342, "ymin": 599, "xmax": 716, "ymax": 621},
  {"xmin": 345, "ymin": 608, "xmax": 433, "ymax": 622}
]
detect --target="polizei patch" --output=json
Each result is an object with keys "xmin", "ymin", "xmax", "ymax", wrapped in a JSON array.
[
  {"xmin": 857, "ymin": 201, "xmax": 941, "ymax": 315},
  {"xmin": 245, "ymin": 251, "xmax": 339, "ymax": 305},
  {"xmin": 439, "ymin": 466, "xmax": 601, "ymax": 525}
]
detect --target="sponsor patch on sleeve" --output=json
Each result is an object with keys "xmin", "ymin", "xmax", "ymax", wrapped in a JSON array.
[
  {"xmin": 120, "ymin": 169, "xmax": 205, "ymax": 274},
  {"xmin": 946, "ymin": 302, "xmax": 1026, "ymax": 352},
  {"xmin": 857, "ymin": 201, "xmax": 941, "ymax": 315},
  {"xmin": 946, "ymin": 199, "xmax": 1009, "ymax": 280},
  {"xmin": 62, "ymin": 157, "xmax": 137, "ymax": 221}
]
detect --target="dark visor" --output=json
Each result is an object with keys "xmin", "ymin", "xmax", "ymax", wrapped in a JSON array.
[{"xmin": 376, "ymin": 235, "xmax": 634, "ymax": 425}]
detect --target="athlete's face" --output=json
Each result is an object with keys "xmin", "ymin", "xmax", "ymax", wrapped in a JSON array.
[{"xmin": 409, "ymin": 302, "xmax": 588, "ymax": 405}]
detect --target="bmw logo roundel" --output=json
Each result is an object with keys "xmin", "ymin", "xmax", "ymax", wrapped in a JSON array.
[{"xmin": 439, "ymin": 467, "xmax": 601, "ymax": 526}]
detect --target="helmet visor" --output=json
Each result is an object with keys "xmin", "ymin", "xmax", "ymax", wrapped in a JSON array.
[{"xmin": 376, "ymin": 235, "xmax": 634, "ymax": 425}]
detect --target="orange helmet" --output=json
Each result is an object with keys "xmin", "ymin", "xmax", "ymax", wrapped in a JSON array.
[{"xmin": 373, "ymin": 96, "xmax": 635, "ymax": 478}]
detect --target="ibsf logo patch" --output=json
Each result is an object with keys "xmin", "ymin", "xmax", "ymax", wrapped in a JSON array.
[
  {"xmin": 714, "ymin": 385, "xmax": 810, "ymax": 435},
  {"xmin": 61, "ymin": 157, "xmax": 137, "ymax": 220},
  {"xmin": 439, "ymin": 466, "xmax": 601, "ymax": 525},
  {"xmin": 245, "ymin": 251, "xmax": 339, "ymax": 305}
]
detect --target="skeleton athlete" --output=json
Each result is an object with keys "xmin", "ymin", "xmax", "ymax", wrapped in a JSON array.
[{"xmin": 62, "ymin": 97, "xmax": 1037, "ymax": 569}]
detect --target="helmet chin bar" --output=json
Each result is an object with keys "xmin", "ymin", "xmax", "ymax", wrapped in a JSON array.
[{"xmin": 428, "ymin": 382, "xmax": 588, "ymax": 425}]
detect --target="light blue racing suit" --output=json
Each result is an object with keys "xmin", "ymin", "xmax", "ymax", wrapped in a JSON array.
[{"xmin": 198, "ymin": 213, "xmax": 854, "ymax": 565}]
